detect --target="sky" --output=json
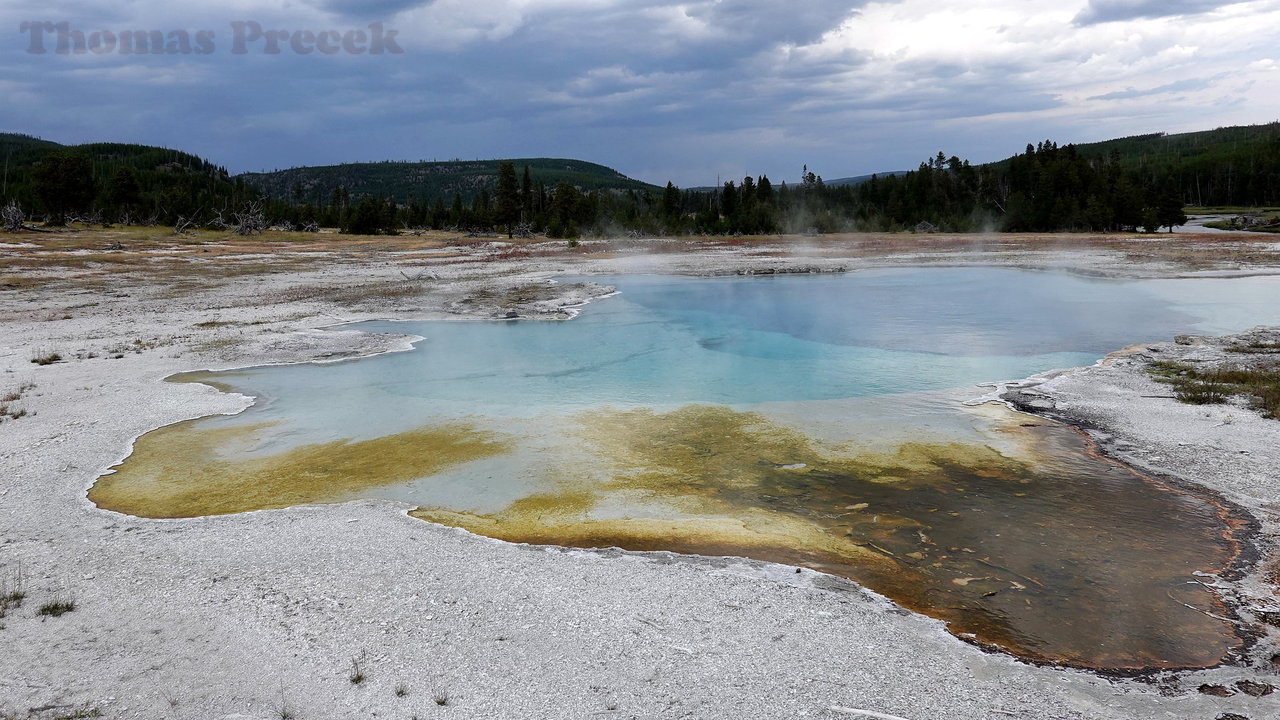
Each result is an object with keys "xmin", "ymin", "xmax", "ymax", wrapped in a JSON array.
[{"xmin": 4, "ymin": 0, "xmax": 1279, "ymax": 186}]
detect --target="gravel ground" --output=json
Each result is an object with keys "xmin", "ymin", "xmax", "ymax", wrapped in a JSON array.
[{"xmin": 1, "ymin": 233, "xmax": 1277, "ymax": 720}]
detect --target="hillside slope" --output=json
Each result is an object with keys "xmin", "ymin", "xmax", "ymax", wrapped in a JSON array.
[
  {"xmin": 0, "ymin": 132, "xmax": 249, "ymax": 219},
  {"xmin": 992, "ymin": 122, "xmax": 1280, "ymax": 207},
  {"xmin": 239, "ymin": 158, "xmax": 662, "ymax": 205}
]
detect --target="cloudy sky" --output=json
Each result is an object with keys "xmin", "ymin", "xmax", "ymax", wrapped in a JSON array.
[{"xmin": 4, "ymin": 0, "xmax": 1279, "ymax": 186}]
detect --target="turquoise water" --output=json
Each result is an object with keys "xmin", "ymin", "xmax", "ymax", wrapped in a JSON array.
[
  {"xmin": 218, "ymin": 268, "xmax": 1278, "ymax": 438},
  {"xmin": 165, "ymin": 266, "xmax": 1280, "ymax": 513}
]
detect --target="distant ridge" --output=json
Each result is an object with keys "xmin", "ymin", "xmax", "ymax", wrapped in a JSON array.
[
  {"xmin": 685, "ymin": 170, "xmax": 907, "ymax": 193},
  {"xmin": 1072, "ymin": 122, "xmax": 1280, "ymax": 159},
  {"xmin": 238, "ymin": 158, "xmax": 662, "ymax": 205},
  {"xmin": 824, "ymin": 171, "xmax": 909, "ymax": 187},
  {"xmin": 986, "ymin": 121, "xmax": 1280, "ymax": 171},
  {"xmin": 1, "ymin": 132, "xmax": 230, "ymax": 177}
]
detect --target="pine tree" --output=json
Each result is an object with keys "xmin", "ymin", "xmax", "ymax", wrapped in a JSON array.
[
  {"xmin": 32, "ymin": 153, "xmax": 96, "ymax": 225},
  {"xmin": 496, "ymin": 161, "xmax": 520, "ymax": 238},
  {"xmin": 520, "ymin": 165, "xmax": 533, "ymax": 221},
  {"xmin": 661, "ymin": 181, "xmax": 681, "ymax": 220},
  {"xmin": 106, "ymin": 166, "xmax": 143, "ymax": 215},
  {"xmin": 430, "ymin": 196, "xmax": 447, "ymax": 229},
  {"xmin": 1156, "ymin": 183, "xmax": 1188, "ymax": 232},
  {"xmin": 757, "ymin": 175, "xmax": 774, "ymax": 205},
  {"xmin": 343, "ymin": 195, "xmax": 389, "ymax": 235},
  {"xmin": 548, "ymin": 181, "xmax": 581, "ymax": 238},
  {"xmin": 450, "ymin": 193, "xmax": 464, "ymax": 228},
  {"xmin": 721, "ymin": 181, "xmax": 738, "ymax": 222}
]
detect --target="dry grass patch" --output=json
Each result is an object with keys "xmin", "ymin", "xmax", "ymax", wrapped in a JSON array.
[
  {"xmin": 0, "ymin": 383, "xmax": 35, "ymax": 423},
  {"xmin": 30, "ymin": 350, "xmax": 61, "ymax": 366},
  {"xmin": 35, "ymin": 599, "xmax": 75, "ymax": 617},
  {"xmin": 1148, "ymin": 360, "xmax": 1280, "ymax": 418},
  {"xmin": 263, "ymin": 277, "xmax": 432, "ymax": 306}
]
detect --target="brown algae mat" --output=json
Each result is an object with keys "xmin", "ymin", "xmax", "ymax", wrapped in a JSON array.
[{"xmin": 413, "ymin": 405, "xmax": 1247, "ymax": 671}]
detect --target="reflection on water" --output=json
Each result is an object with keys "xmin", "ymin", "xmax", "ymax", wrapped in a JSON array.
[{"xmin": 93, "ymin": 269, "xmax": 1275, "ymax": 670}]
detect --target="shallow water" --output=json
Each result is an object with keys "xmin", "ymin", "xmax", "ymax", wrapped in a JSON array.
[
  {"xmin": 413, "ymin": 403, "xmax": 1242, "ymax": 670},
  {"xmin": 93, "ymin": 268, "xmax": 1279, "ymax": 669}
]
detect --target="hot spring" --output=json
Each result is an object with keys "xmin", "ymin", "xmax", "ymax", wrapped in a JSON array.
[{"xmin": 92, "ymin": 267, "xmax": 1280, "ymax": 670}]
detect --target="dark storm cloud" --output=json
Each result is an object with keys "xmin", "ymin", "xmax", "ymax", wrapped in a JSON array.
[
  {"xmin": 320, "ymin": 0, "xmax": 433, "ymax": 17},
  {"xmin": 1087, "ymin": 74, "xmax": 1225, "ymax": 100},
  {"xmin": 684, "ymin": 0, "xmax": 861, "ymax": 45},
  {"xmin": 1073, "ymin": 0, "xmax": 1236, "ymax": 25},
  {"xmin": 1, "ymin": 0, "xmax": 1276, "ymax": 186}
]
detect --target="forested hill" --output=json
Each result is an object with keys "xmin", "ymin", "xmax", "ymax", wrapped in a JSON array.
[
  {"xmin": 238, "ymin": 158, "xmax": 661, "ymax": 206},
  {"xmin": 1075, "ymin": 122, "xmax": 1280, "ymax": 165},
  {"xmin": 995, "ymin": 122, "xmax": 1280, "ymax": 208},
  {"xmin": 783, "ymin": 121, "xmax": 1280, "ymax": 234},
  {"xmin": 0, "ymin": 132, "xmax": 254, "ymax": 222},
  {"xmin": 1, "ymin": 133, "xmax": 61, "ymax": 167},
  {"xmin": 824, "ymin": 171, "xmax": 909, "ymax": 187}
]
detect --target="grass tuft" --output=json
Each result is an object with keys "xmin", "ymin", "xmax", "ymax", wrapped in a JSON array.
[
  {"xmin": 37, "ymin": 600, "xmax": 76, "ymax": 617},
  {"xmin": 276, "ymin": 682, "xmax": 294, "ymax": 719},
  {"xmin": 31, "ymin": 350, "xmax": 62, "ymax": 366},
  {"xmin": 1, "ymin": 564, "xmax": 26, "ymax": 621},
  {"xmin": 1148, "ymin": 360, "xmax": 1280, "ymax": 418},
  {"xmin": 348, "ymin": 656, "xmax": 365, "ymax": 685},
  {"xmin": 0, "ymin": 589, "xmax": 24, "ymax": 610}
]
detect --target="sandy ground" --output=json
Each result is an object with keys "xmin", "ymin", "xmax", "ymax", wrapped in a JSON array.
[{"xmin": 1, "ymin": 228, "xmax": 1279, "ymax": 720}]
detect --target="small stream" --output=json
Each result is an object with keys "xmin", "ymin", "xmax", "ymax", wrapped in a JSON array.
[{"xmin": 1172, "ymin": 214, "xmax": 1274, "ymax": 234}]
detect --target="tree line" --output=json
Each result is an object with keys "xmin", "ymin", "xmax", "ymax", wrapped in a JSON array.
[
  {"xmin": 6, "ymin": 124, "xmax": 1280, "ymax": 236},
  {"xmin": 1, "ymin": 139, "xmax": 259, "ymax": 228}
]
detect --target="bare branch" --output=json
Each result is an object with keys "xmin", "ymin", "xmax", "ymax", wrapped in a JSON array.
[
  {"xmin": 232, "ymin": 202, "xmax": 266, "ymax": 236},
  {"xmin": 2, "ymin": 201, "xmax": 25, "ymax": 232}
]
